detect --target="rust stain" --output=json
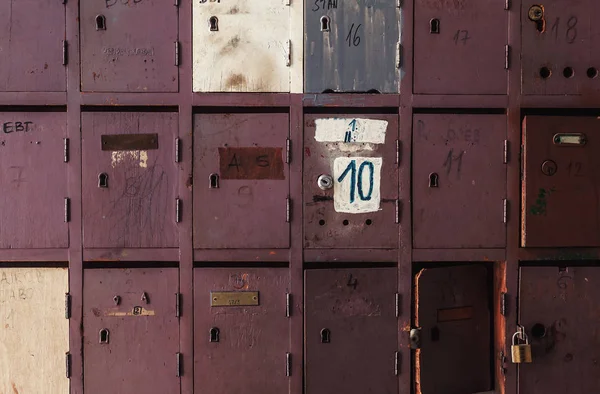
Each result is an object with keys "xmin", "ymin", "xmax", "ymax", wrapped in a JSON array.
[
  {"xmin": 92, "ymin": 308, "xmax": 101, "ymax": 317},
  {"xmin": 225, "ymin": 73, "xmax": 247, "ymax": 89},
  {"xmin": 269, "ymin": 251, "xmax": 276, "ymax": 255},
  {"xmin": 228, "ymin": 6, "xmax": 240, "ymax": 14},
  {"xmin": 219, "ymin": 36, "xmax": 241, "ymax": 56},
  {"xmin": 44, "ymin": 63, "xmax": 48, "ymax": 70},
  {"xmin": 12, "ymin": 382, "xmax": 19, "ymax": 394}
]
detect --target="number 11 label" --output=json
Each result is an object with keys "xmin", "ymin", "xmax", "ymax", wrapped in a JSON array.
[{"xmin": 333, "ymin": 157, "xmax": 382, "ymax": 213}]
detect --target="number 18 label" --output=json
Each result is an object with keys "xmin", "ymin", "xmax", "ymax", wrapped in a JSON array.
[{"xmin": 333, "ymin": 157, "xmax": 382, "ymax": 213}]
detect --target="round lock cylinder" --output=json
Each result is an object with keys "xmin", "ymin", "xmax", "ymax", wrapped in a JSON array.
[
  {"xmin": 528, "ymin": 5, "xmax": 544, "ymax": 21},
  {"xmin": 317, "ymin": 174, "xmax": 334, "ymax": 190}
]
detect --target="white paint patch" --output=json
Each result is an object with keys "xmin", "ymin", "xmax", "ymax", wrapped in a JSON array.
[
  {"xmin": 333, "ymin": 157, "xmax": 382, "ymax": 213},
  {"xmin": 315, "ymin": 118, "xmax": 388, "ymax": 144},
  {"xmin": 111, "ymin": 150, "xmax": 148, "ymax": 168},
  {"xmin": 323, "ymin": 142, "xmax": 376, "ymax": 153}
]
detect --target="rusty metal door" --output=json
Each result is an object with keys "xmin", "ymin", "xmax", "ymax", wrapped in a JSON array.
[
  {"xmin": 0, "ymin": 0, "xmax": 65, "ymax": 92},
  {"xmin": 415, "ymin": 265, "xmax": 492, "ymax": 394},
  {"xmin": 413, "ymin": 114, "xmax": 507, "ymax": 249},
  {"xmin": 193, "ymin": 0, "xmax": 290, "ymax": 92},
  {"xmin": 413, "ymin": 0, "xmax": 508, "ymax": 95},
  {"xmin": 83, "ymin": 268, "xmax": 179, "ymax": 394},
  {"xmin": 0, "ymin": 268, "xmax": 69, "ymax": 394},
  {"xmin": 82, "ymin": 112, "xmax": 179, "ymax": 248},
  {"xmin": 194, "ymin": 268, "xmax": 290, "ymax": 393},
  {"xmin": 194, "ymin": 113, "xmax": 290, "ymax": 249},
  {"xmin": 519, "ymin": 266, "xmax": 600, "ymax": 393},
  {"xmin": 304, "ymin": 115, "xmax": 399, "ymax": 248},
  {"xmin": 305, "ymin": 268, "xmax": 398, "ymax": 394},
  {"xmin": 0, "ymin": 112, "xmax": 68, "ymax": 248},
  {"xmin": 522, "ymin": 116, "xmax": 600, "ymax": 247},
  {"xmin": 521, "ymin": 1, "xmax": 593, "ymax": 95},
  {"xmin": 304, "ymin": 0, "xmax": 400, "ymax": 93},
  {"xmin": 80, "ymin": 0, "xmax": 178, "ymax": 92}
]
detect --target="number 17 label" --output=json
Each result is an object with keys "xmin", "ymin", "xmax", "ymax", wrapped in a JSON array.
[{"xmin": 333, "ymin": 157, "xmax": 382, "ymax": 213}]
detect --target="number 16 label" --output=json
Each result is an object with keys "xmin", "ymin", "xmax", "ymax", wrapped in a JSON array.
[{"xmin": 333, "ymin": 157, "xmax": 382, "ymax": 213}]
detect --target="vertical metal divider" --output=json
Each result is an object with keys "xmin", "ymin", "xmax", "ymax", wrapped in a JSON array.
[
  {"xmin": 179, "ymin": 0, "xmax": 194, "ymax": 392},
  {"xmin": 65, "ymin": 0, "xmax": 83, "ymax": 393},
  {"xmin": 398, "ymin": 0, "xmax": 414, "ymax": 393}
]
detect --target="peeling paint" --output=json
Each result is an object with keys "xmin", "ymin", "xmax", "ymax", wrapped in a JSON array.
[
  {"xmin": 315, "ymin": 118, "xmax": 388, "ymax": 144},
  {"xmin": 111, "ymin": 150, "xmax": 148, "ymax": 168}
]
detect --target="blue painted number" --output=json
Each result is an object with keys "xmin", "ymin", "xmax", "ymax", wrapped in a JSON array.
[{"xmin": 337, "ymin": 160, "xmax": 374, "ymax": 203}]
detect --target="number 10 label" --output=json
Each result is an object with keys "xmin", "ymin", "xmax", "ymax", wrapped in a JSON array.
[{"xmin": 333, "ymin": 157, "xmax": 382, "ymax": 213}]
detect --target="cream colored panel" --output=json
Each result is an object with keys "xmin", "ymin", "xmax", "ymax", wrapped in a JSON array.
[
  {"xmin": 0, "ymin": 268, "xmax": 69, "ymax": 394},
  {"xmin": 193, "ymin": 0, "xmax": 291, "ymax": 92},
  {"xmin": 290, "ymin": 0, "xmax": 303, "ymax": 93}
]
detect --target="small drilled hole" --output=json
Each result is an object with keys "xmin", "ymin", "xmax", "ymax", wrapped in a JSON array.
[
  {"xmin": 563, "ymin": 67, "xmax": 574, "ymax": 78},
  {"xmin": 587, "ymin": 67, "xmax": 598, "ymax": 79},
  {"xmin": 319, "ymin": 219, "xmax": 326, "ymax": 226},
  {"xmin": 539, "ymin": 67, "xmax": 551, "ymax": 79},
  {"xmin": 365, "ymin": 219, "xmax": 372, "ymax": 226},
  {"xmin": 531, "ymin": 323, "xmax": 546, "ymax": 339},
  {"xmin": 342, "ymin": 219, "xmax": 349, "ymax": 226}
]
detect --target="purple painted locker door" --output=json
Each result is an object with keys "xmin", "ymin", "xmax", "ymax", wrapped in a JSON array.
[
  {"xmin": 80, "ymin": 0, "xmax": 178, "ymax": 92},
  {"xmin": 0, "ymin": 112, "xmax": 68, "ymax": 248},
  {"xmin": 305, "ymin": 268, "xmax": 398, "ymax": 394},
  {"xmin": 194, "ymin": 113, "xmax": 290, "ymax": 249},
  {"xmin": 83, "ymin": 268, "xmax": 180, "ymax": 394},
  {"xmin": 303, "ymin": 115, "xmax": 399, "ymax": 248},
  {"xmin": 82, "ymin": 112, "xmax": 179, "ymax": 248},
  {"xmin": 413, "ymin": 0, "xmax": 508, "ymax": 95},
  {"xmin": 519, "ymin": 266, "xmax": 600, "ymax": 393},
  {"xmin": 413, "ymin": 114, "xmax": 507, "ymax": 249},
  {"xmin": 415, "ymin": 265, "xmax": 492, "ymax": 394},
  {"xmin": 0, "ymin": 0, "xmax": 65, "ymax": 92},
  {"xmin": 194, "ymin": 268, "xmax": 290, "ymax": 393}
]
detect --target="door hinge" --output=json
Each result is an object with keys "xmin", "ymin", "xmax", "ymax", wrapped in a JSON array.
[
  {"xmin": 286, "ymin": 40, "xmax": 291, "ymax": 67},
  {"xmin": 504, "ymin": 45, "xmax": 510, "ymax": 70},
  {"xmin": 409, "ymin": 328, "xmax": 421, "ymax": 349},
  {"xmin": 396, "ymin": 42, "xmax": 402, "ymax": 69},
  {"xmin": 395, "ymin": 140, "xmax": 401, "ymax": 166},
  {"xmin": 176, "ymin": 352, "xmax": 182, "ymax": 377},
  {"xmin": 394, "ymin": 351, "xmax": 400, "ymax": 375},
  {"xmin": 175, "ymin": 41, "xmax": 181, "ymax": 66},
  {"xmin": 63, "ymin": 138, "xmax": 70, "ymax": 163},
  {"xmin": 500, "ymin": 292, "xmax": 507, "ymax": 316},
  {"xmin": 503, "ymin": 140, "xmax": 508, "ymax": 164},
  {"xmin": 286, "ymin": 138, "xmax": 291, "ymax": 164},
  {"xmin": 174, "ymin": 0, "xmax": 179, "ymax": 5},
  {"xmin": 504, "ymin": 0, "xmax": 510, "ymax": 10},
  {"xmin": 396, "ymin": 0, "xmax": 401, "ymax": 7},
  {"xmin": 63, "ymin": 0, "xmax": 67, "ymax": 4},
  {"xmin": 175, "ymin": 198, "xmax": 182, "ymax": 223},
  {"xmin": 286, "ymin": 353, "xmax": 291, "ymax": 377},
  {"xmin": 286, "ymin": 293, "xmax": 291, "ymax": 317},
  {"xmin": 503, "ymin": 199, "xmax": 508, "ymax": 224},
  {"xmin": 65, "ymin": 353, "xmax": 72, "ymax": 378},
  {"xmin": 65, "ymin": 293, "xmax": 71, "ymax": 319},
  {"xmin": 64, "ymin": 198, "xmax": 71, "ymax": 223},
  {"xmin": 286, "ymin": 197, "xmax": 291, "ymax": 223},
  {"xmin": 175, "ymin": 138, "xmax": 181, "ymax": 163},
  {"xmin": 520, "ymin": 145, "xmax": 524, "ymax": 180},
  {"xmin": 395, "ymin": 200, "xmax": 401, "ymax": 224},
  {"xmin": 395, "ymin": 293, "xmax": 400, "ymax": 317},
  {"xmin": 62, "ymin": 40, "xmax": 68, "ymax": 65},
  {"xmin": 176, "ymin": 293, "xmax": 181, "ymax": 317},
  {"xmin": 285, "ymin": 0, "xmax": 290, "ymax": 5}
]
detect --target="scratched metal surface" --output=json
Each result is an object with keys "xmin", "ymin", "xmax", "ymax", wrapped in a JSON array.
[
  {"xmin": 0, "ymin": 0, "xmax": 66, "ymax": 92},
  {"xmin": 412, "ymin": 114, "xmax": 507, "ymax": 249},
  {"xmin": 80, "ymin": 0, "xmax": 178, "ymax": 92},
  {"xmin": 519, "ymin": 266, "xmax": 600, "ymax": 393},
  {"xmin": 521, "ymin": 0, "xmax": 595, "ymax": 95},
  {"xmin": 82, "ymin": 112, "xmax": 179, "ymax": 248},
  {"xmin": 522, "ymin": 116, "xmax": 600, "ymax": 247},
  {"xmin": 0, "ymin": 112, "xmax": 69, "ymax": 248},
  {"xmin": 303, "ymin": 113, "xmax": 399, "ymax": 249},
  {"xmin": 194, "ymin": 268, "xmax": 289, "ymax": 394},
  {"xmin": 193, "ymin": 113, "xmax": 290, "ymax": 249},
  {"xmin": 415, "ymin": 265, "xmax": 492, "ymax": 394},
  {"xmin": 304, "ymin": 0, "xmax": 400, "ymax": 93},
  {"xmin": 305, "ymin": 268, "xmax": 397, "ymax": 394},
  {"xmin": 83, "ymin": 268, "xmax": 180, "ymax": 394},
  {"xmin": 413, "ymin": 0, "xmax": 508, "ymax": 95}
]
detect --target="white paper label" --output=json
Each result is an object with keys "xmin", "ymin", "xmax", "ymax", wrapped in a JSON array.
[
  {"xmin": 333, "ymin": 157, "xmax": 382, "ymax": 213},
  {"xmin": 314, "ymin": 118, "xmax": 388, "ymax": 144}
]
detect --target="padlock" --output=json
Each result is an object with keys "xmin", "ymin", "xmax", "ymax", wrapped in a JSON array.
[{"xmin": 511, "ymin": 330, "xmax": 532, "ymax": 363}]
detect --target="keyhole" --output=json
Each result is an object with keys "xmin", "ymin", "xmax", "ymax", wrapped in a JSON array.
[
  {"xmin": 99, "ymin": 329, "xmax": 110, "ymax": 344},
  {"xmin": 320, "ymin": 328, "xmax": 331, "ymax": 343},
  {"xmin": 320, "ymin": 16, "xmax": 330, "ymax": 32},
  {"xmin": 430, "ymin": 18, "xmax": 440, "ymax": 34},
  {"xmin": 95, "ymin": 15, "xmax": 106, "ymax": 31},
  {"xmin": 210, "ymin": 327, "xmax": 220, "ymax": 342},
  {"xmin": 209, "ymin": 173, "xmax": 219, "ymax": 189},
  {"xmin": 428, "ymin": 173, "xmax": 439, "ymax": 188},
  {"xmin": 209, "ymin": 16, "xmax": 219, "ymax": 31},
  {"xmin": 98, "ymin": 173, "xmax": 108, "ymax": 188},
  {"xmin": 113, "ymin": 295, "xmax": 120, "ymax": 305}
]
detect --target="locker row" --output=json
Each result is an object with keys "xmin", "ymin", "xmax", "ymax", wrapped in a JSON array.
[
  {"xmin": 1, "ymin": 264, "xmax": 595, "ymax": 394},
  {"xmin": 1, "ymin": 111, "xmax": 596, "ymax": 250},
  {"xmin": 1, "ymin": 0, "xmax": 598, "ymax": 94}
]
